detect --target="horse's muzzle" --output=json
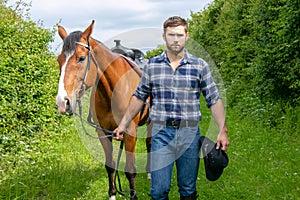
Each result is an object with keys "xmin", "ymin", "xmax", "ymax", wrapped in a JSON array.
[
  {"xmin": 64, "ymin": 97, "xmax": 74, "ymax": 115},
  {"xmin": 56, "ymin": 96, "xmax": 74, "ymax": 115}
]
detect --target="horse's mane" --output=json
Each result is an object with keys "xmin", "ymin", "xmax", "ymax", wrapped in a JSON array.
[
  {"xmin": 63, "ymin": 31, "xmax": 82, "ymax": 54},
  {"xmin": 62, "ymin": 31, "xmax": 111, "ymax": 54},
  {"xmin": 93, "ymin": 38, "xmax": 112, "ymax": 52}
]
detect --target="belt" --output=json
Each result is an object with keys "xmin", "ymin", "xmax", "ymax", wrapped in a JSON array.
[{"xmin": 155, "ymin": 120, "xmax": 199, "ymax": 128}]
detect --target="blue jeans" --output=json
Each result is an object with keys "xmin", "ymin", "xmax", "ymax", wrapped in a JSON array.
[{"xmin": 150, "ymin": 123, "xmax": 201, "ymax": 200}]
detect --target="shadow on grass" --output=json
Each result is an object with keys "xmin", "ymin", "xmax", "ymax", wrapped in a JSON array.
[{"xmin": 0, "ymin": 160, "xmax": 108, "ymax": 200}]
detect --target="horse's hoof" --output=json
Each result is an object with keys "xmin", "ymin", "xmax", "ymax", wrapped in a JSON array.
[
  {"xmin": 109, "ymin": 195, "xmax": 116, "ymax": 200},
  {"xmin": 147, "ymin": 172, "xmax": 151, "ymax": 180}
]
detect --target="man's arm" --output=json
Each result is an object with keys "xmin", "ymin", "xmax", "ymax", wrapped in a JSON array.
[
  {"xmin": 210, "ymin": 99, "xmax": 229, "ymax": 151},
  {"xmin": 113, "ymin": 96, "xmax": 145, "ymax": 140}
]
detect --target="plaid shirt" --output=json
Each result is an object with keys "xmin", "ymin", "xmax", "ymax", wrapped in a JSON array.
[{"xmin": 133, "ymin": 50, "xmax": 220, "ymax": 122}]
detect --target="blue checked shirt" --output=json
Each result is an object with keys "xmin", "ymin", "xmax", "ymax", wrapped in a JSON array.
[{"xmin": 133, "ymin": 50, "xmax": 220, "ymax": 122}]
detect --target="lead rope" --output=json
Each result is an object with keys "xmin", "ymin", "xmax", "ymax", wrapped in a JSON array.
[
  {"xmin": 74, "ymin": 100, "xmax": 116, "ymax": 138},
  {"xmin": 114, "ymin": 140, "xmax": 137, "ymax": 199}
]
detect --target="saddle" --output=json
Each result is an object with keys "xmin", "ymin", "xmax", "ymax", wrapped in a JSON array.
[{"xmin": 111, "ymin": 40, "xmax": 147, "ymax": 70}]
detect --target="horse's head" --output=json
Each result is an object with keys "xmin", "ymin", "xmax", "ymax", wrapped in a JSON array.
[{"xmin": 56, "ymin": 20, "xmax": 98, "ymax": 115}]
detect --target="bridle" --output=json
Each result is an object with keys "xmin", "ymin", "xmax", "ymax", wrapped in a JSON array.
[
  {"xmin": 74, "ymin": 40, "xmax": 115, "ymax": 137},
  {"xmin": 74, "ymin": 40, "xmax": 137, "ymax": 199},
  {"xmin": 75, "ymin": 41, "xmax": 93, "ymax": 97}
]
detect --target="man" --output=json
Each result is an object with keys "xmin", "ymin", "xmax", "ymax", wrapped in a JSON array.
[{"xmin": 114, "ymin": 16, "xmax": 229, "ymax": 200}]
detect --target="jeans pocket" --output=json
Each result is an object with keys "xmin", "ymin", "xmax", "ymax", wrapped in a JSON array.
[{"xmin": 151, "ymin": 123, "xmax": 164, "ymax": 137}]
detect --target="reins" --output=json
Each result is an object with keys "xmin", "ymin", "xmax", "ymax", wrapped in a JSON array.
[
  {"xmin": 74, "ymin": 100, "xmax": 116, "ymax": 138},
  {"xmin": 74, "ymin": 40, "xmax": 137, "ymax": 199}
]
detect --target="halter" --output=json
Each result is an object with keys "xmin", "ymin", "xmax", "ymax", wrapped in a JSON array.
[
  {"xmin": 75, "ymin": 41, "xmax": 91, "ymax": 95},
  {"xmin": 74, "ymin": 40, "xmax": 137, "ymax": 199}
]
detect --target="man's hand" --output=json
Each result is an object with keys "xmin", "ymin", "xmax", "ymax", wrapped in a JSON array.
[
  {"xmin": 210, "ymin": 99, "xmax": 229, "ymax": 151},
  {"xmin": 216, "ymin": 126, "xmax": 229, "ymax": 151},
  {"xmin": 112, "ymin": 96, "xmax": 146, "ymax": 141},
  {"xmin": 113, "ymin": 127, "xmax": 125, "ymax": 141}
]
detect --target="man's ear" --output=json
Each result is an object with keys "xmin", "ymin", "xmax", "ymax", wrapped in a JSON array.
[{"xmin": 162, "ymin": 32, "xmax": 166, "ymax": 42}]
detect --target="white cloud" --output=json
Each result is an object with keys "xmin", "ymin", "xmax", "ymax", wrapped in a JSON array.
[
  {"xmin": 104, "ymin": 28, "xmax": 164, "ymax": 50},
  {"xmin": 7, "ymin": 0, "xmax": 213, "ymax": 52}
]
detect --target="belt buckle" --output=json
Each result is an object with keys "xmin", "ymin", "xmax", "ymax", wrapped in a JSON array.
[
  {"xmin": 172, "ymin": 120, "xmax": 180, "ymax": 128},
  {"xmin": 170, "ymin": 120, "xmax": 176, "ymax": 126}
]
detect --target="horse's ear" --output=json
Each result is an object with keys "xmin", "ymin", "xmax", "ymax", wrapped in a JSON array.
[
  {"xmin": 82, "ymin": 20, "xmax": 95, "ymax": 40},
  {"xmin": 58, "ymin": 26, "xmax": 68, "ymax": 40}
]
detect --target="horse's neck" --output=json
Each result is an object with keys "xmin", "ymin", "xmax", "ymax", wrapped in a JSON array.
[
  {"xmin": 92, "ymin": 41, "xmax": 128, "ymax": 97},
  {"xmin": 92, "ymin": 41, "xmax": 119, "ymax": 71},
  {"xmin": 121, "ymin": 55, "xmax": 143, "ymax": 77}
]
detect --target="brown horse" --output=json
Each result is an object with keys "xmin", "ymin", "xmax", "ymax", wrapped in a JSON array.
[{"xmin": 55, "ymin": 20, "xmax": 151, "ymax": 200}]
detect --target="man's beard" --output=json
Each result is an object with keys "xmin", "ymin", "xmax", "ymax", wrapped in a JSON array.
[{"xmin": 166, "ymin": 43, "xmax": 184, "ymax": 55}]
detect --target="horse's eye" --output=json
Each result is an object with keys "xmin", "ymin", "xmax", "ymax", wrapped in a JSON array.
[{"xmin": 78, "ymin": 56, "xmax": 86, "ymax": 63}]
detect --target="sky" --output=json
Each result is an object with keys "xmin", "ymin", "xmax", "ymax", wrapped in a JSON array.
[{"xmin": 7, "ymin": 0, "xmax": 213, "ymax": 53}]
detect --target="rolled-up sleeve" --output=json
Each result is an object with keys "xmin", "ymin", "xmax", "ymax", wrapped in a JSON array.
[
  {"xmin": 200, "ymin": 63, "xmax": 220, "ymax": 108},
  {"xmin": 133, "ymin": 63, "xmax": 151, "ymax": 101}
]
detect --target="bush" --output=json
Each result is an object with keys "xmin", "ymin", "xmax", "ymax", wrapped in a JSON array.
[
  {"xmin": 144, "ymin": 45, "xmax": 165, "ymax": 59},
  {"xmin": 0, "ymin": 2, "xmax": 60, "ymax": 156},
  {"xmin": 189, "ymin": 0, "xmax": 300, "ymax": 126}
]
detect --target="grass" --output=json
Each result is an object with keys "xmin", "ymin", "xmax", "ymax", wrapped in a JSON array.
[{"xmin": 1, "ymin": 105, "xmax": 299, "ymax": 199}]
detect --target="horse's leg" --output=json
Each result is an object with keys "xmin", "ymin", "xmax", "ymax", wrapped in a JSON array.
[
  {"xmin": 146, "ymin": 121, "xmax": 152, "ymax": 180},
  {"xmin": 124, "ymin": 129, "xmax": 138, "ymax": 200},
  {"xmin": 98, "ymin": 131, "xmax": 116, "ymax": 200}
]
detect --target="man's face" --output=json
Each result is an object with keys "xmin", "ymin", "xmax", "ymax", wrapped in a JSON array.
[{"xmin": 163, "ymin": 25, "xmax": 188, "ymax": 55}]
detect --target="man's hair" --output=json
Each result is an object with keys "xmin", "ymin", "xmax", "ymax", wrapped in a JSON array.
[{"xmin": 163, "ymin": 16, "xmax": 188, "ymax": 33}]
